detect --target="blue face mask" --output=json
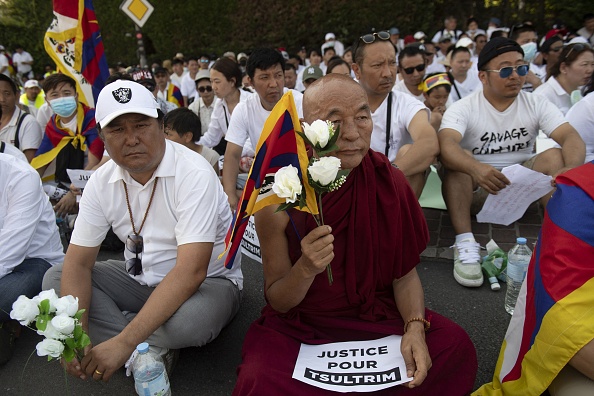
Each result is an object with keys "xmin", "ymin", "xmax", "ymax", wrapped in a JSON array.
[
  {"xmin": 521, "ymin": 42, "xmax": 537, "ymax": 63},
  {"xmin": 49, "ymin": 96, "xmax": 77, "ymax": 118}
]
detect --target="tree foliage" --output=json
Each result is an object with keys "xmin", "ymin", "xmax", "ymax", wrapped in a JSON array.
[{"xmin": 0, "ymin": 0, "xmax": 591, "ymax": 77}]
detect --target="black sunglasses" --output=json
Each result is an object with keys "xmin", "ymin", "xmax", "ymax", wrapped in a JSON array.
[
  {"xmin": 197, "ymin": 86, "xmax": 213, "ymax": 93},
  {"xmin": 402, "ymin": 63, "xmax": 426, "ymax": 75},
  {"xmin": 125, "ymin": 234, "xmax": 143, "ymax": 276}
]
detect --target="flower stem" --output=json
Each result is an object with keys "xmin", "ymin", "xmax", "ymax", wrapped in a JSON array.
[{"xmin": 315, "ymin": 192, "xmax": 332, "ymax": 286}]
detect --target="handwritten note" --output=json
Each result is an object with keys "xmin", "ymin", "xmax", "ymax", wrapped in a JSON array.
[
  {"xmin": 292, "ymin": 335, "xmax": 412, "ymax": 393},
  {"xmin": 477, "ymin": 164, "xmax": 553, "ymax": 226}
]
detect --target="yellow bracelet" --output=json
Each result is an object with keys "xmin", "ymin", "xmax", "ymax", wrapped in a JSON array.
[{"xmin": 404, "ymin": 317, "xmax": 430, "ymax": 333}]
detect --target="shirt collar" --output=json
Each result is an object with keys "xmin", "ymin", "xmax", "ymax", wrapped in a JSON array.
[
  {"xmin": 108, "ymin": 140, "xmax": 177, "ymax": 186},
  {"xmin": 550, "ymin": 76, "xmax": 569, "ymax": 97}
]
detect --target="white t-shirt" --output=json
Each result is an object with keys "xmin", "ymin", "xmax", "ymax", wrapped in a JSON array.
[
  {"xmin": 450, "ymin": 72, "xmax": 482, "ymax": 102},
  {"xmin": 225, "ymin": 88, "xmax": 303, "ymax": 150},
  {"xmin": 180, "ymin": 72, "xmax": 198, "ymax": 101},
  {"xmin": 0, "ymin": 153, "xmax": 64, "ymax": 279},
  {"xmin": 0, "ymin": 54, "xmax": 9, "ymax": 76},
  {"xmin": 426, "ymin": 58, "xmax": 446, "ymax": 74},
  {"xmin": 394, "ymin": 80, "xmax": 424, "ymax": 102},
  {"xmin": 71, "ymin": 141, "xmax": 243, "ymax": 289},
  {"xmin": 199, "ymin": 89, "xmax": 252, "ymax": 149},
  {"xmin": 533, "ymin": 76, "xmax": 571, "ymax": 115},
  {"xmin": 370, "ymin": 89, "xmax": 430, "ymax": 161},
  {"xmin": 12, "ymin": 51, "xmax": 33, "ymax": 74},
  {"xmin": 36, "ymin": 102, "xmax": 54, "ymax": 129},
  {"xmin": 566, "ymin": 93, "xmax": 594, "ymax": 163},
  {"xmin": 0, "ymin": 107, "xmax": 42, "ymax": 152},
  {"xmin": 0, "ymin": 141, "xmax": 26, "ymax": 161},
  {"xmin": 170, "ymin": 71, "xmax": 186, "ymax": 89},
  {"xmin": 439, "ymin": 90, "xmax": 568, "ymax": 168}
]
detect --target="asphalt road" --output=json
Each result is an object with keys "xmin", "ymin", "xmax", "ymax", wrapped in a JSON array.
[{"xmin": 0, "ymin": 251, "xmax": 511, "ymax": 395}]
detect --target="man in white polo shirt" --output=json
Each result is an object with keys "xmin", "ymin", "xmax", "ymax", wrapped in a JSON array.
[
  {"xmin": 223, "ymin": 48, "xmax": 303, "ymax": 209},
  {"xmin": 43, "ymin": 80, "xmax": 242, "ymax": 381}
]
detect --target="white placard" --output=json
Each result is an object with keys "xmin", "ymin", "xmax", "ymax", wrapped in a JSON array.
[
  {"xmin": 477, "ymin": 164, "xmax": 553, "ymax": 226},
  {"xmin": 66, "ymin": 169, "xmax": 94, "ymax": 190},
  {"xmin": 292, "ymin": 335, "xmax": 412, "ymax": 392},
  {"xmin": 241, "ymin": 216, "xmax": 261, "ymax": 263}
]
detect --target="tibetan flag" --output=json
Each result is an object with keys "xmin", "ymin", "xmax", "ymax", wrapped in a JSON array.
[
  {"xmin": 474, "ymin": 161, "xmax": 594, "ymax": 396},
  {"xmin": 44, "ymin": 0, "xmax": 109, "ymax": 107},
  {"xmin": 221, "ymin": 91, "xmax": 318, "ymax": 269},
  {"xmin": 167, "ymin": 84, "xmax": 183, "ymax": 108}
]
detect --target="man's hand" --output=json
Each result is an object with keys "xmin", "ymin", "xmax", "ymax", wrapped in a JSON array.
[
  {"xmin": 400, "ymin": 323, "xmax": 432, "ymax": 388},
  {"xmin": 470, "ymin": 162, "xmax": 510, "ymax": 194},
  {"xmin": 54, "ymin": 191, "xmax": 78, "ymax": 217},
  {"xmin": 226, "ymin": 192, "xmax": 239, "ymax": 212},
  {"xmin": 61, "ymin": 343, "xmax": 93, "ymax": 380},
  {"xmin": 81, "ymin": 337, "xmax": 135, "ymax": 382},
  {"xmin": 296, "ymin": 225, "xmax": 334, "ymax": 279},
  {"xmin": 550, "ymin": 166, "xmax": 573, "ymax": 187}
]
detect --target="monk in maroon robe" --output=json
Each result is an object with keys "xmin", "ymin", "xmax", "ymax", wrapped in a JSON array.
[{"xmin": 233, "ymin": 75, "xmax": 477, "ymax": 395}]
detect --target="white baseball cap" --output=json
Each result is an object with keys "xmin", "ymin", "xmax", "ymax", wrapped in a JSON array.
[
  {"xmin": 24, "ymin": 80, "xmax": 41, "ymax": 89},
  {"xmin": 325, "ymin": 33, "xmax": 336, "ymax": 41},
  {"xmin": 456, "ymin": 37, "xmax": 474, "ymax": 48},
  {"xmin": 95, "ymin": 80, "xmax": 159, "ymax": 128}
]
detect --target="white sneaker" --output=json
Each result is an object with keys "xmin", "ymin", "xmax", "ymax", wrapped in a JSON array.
[{"xmin": 453, "ymin": 239, "xmax": 484, "ymax": 287}]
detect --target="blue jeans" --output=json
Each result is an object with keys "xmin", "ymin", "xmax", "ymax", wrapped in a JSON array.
[{"xmin": 0, "ymin": 258, "xmax": 52, "ymax": 322}]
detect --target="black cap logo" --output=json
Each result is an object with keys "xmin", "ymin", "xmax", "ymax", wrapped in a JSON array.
[{"xmin": 112, "ymin": 87, "xmax": 132, "ymax": 104}]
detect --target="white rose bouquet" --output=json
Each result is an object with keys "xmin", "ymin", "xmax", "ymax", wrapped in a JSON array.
[
  {"xmin": 272, "ymin": 120, "xmax": 350, "ymax": 285},
  {"xmin": 10, "ymin": 289, "xmax": 90, "ymax": 362}
]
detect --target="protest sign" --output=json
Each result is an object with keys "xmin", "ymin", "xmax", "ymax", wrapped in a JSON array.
[{"xmin": 293, "ymin": 335, "xmax": 412, "ymax": 392}]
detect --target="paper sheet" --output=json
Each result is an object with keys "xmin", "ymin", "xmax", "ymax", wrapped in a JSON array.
[
  {"xmin": 476, "ymin": 164, "xmax": 553, "ymax": 226},
  {"xmin": 292, "ymin": 335, "xmax": 412, "ymax": 393}
]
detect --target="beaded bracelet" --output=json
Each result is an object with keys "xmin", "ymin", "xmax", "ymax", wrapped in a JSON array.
[{"xmin": 404, "ymin": 317, "xmax": 431, "ymax": 333}]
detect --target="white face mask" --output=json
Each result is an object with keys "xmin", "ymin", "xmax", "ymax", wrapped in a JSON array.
[{"xmin": 521, "ymin": 42, "xmax": 537, "ymax": 63}]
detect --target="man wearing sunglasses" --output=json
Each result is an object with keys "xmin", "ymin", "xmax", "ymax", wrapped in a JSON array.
[
  {"xmin": 394, "ymin": 44, "xmax": 427, "ymax": 102},
  {"xmin": 438, "ymin": 37, "xmax": 585, "ymax": 288},
  {"xmin": 352, "ymin": 32, "xmax": 439, "ymax": 198},
  {"xmin": 189, "ymin": 69, "xmax": 216, "ymax": 136},
  {"xmin": 43, "ymin": 80, "xmax": 243, "ymax": 382}
]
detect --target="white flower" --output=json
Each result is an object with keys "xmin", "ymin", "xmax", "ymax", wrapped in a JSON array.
[
  {"xmin": 51, "ymin": 314, "xmax": 76, "ymax": 335},
  {"xmin": 303, "ymin": 120, "xmax": 333, "ymax": 148},
  {"xmin": 308, "ymin": 157, "xmax": 341, "ymax": 186},
  {"xmin": 36, "ymin": 338, "xmax": 65, "ymax": 358},
  {"xmin": 272, "ymin": 165, "xmax": 303, "ymax": 203},
  {"xmin": 33, "ymin": 289, "xmax": 59, "ymax": 313},
  {"xmin": 10, "ymin": 295, "xmax": 40, "ymax": 326},
  {"xmin": 55, "ymin": 295, "xmax": 79, "ymax": 317},
  {"xmin": 37, "ymin": 321, "xmax": 67, "ymax": 340}
]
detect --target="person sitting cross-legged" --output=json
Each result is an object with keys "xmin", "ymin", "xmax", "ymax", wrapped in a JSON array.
[
  {"xmin": 438, "ymin": 37, "xmax": 585, "ymax": 288},
  {"xmin": 233, "ymin": 74, "xmax": 477, "ymax": 396},
  {"xmin": 42, "ymin": 80, "xmax": 243, "ymax": 381}
]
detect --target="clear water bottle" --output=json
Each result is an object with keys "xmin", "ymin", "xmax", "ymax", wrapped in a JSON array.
[
  {"xmin": 504, "ymin": 237, "xmax": 532, "ymax": 315},
  {"xmin": 133, "ymin": 342, "xmax": 172, "ymax": 396}
]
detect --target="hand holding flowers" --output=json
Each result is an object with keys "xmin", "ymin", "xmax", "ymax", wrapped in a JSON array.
[
  {"xmin": 10, "ymin": 289, "xmax": 90, "ymax": 362},
  {"xmin": 272, "ymin": 120, "xmax": 350, "ymax": 285}
]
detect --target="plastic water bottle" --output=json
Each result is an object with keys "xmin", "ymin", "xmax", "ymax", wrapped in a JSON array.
[
  {"xmin": 133, "ymin": 342, "xmax": 172, "ymax": 396},
  {"xmin": 504, "ymin": 238, "xmax": 532, "ymax": 315}
]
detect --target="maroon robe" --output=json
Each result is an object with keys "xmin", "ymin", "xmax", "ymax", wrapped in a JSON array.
[{"xmin": 233, "ymin": 151, "xmax": 477, "ymax": 395}]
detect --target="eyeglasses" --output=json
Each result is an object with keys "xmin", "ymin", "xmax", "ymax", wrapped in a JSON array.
[
  {"xmin": 562, "ymin": 43, "xmax": 587, "ymax": 62},
  {"xmin": 402, "ymin": 63, "xmax": 426, "ymax": 75},
  {"xmin": 484, "ymin": 64, "xmax": 529, "ymax": 78},
  {"xmin": 200, "ymin": 59, "xmax": 209, "ymax": 63},
  {"xmin": 359, "ymin": 31, "xmax": 391, "ymax": 44},
  {"xmin": 125, "ymin": 234, "xmax": 144, "ymax": 276},
  {"xmin": 197, "ymin": 86, "xmax": 213, "ymax": 93}
]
